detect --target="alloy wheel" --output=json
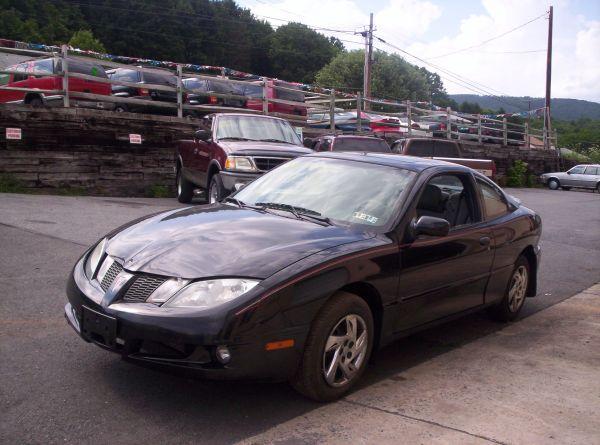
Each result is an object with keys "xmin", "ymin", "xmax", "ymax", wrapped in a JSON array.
[
  {"xmin": 508, "ymin": 265, "xmax": 528, "ymax": 313},
  {"xmin": 322, "ymin": 314, "xmax": 368, "ymax": 387},
  {"xmin": 177, "ymin": 171, "xmax": 182, "ymax": 197},
  {"xmin": 209, "ymin": 182, "xmax": 218, "ymax": 203},
  {"xmin": 548, "ymin": 179, "xmax": 559, "ymax": 190}
]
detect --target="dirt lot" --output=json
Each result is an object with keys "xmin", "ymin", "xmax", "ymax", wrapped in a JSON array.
[{"xmin": 1, "ymin": 188, "xmax": 599, "ymax": 444}]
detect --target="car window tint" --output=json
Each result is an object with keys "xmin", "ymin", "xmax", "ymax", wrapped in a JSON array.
[
  {"xmin": 417, "ymin": 174, "xmax": 477, "ymax": 227},
  {"xmin": 110, "ymin": 69, "xmax": 141, "ymax": 82},
  {"xmin": 143, "ymin": 71, "xmax": 176, "ymax": 85},
  {"xmin": 207, "ymin": 80, "xmax": 233, "ymax": 93},
  {"xmin": 243, "ymin": 84, "xmax": 262, "ymax": 98},
  {"xmin": 405, "ymin": 140, "xmax": 433, "ymax": 156},
  {"xmin": 333, "ymin": 138, "xmax": 390, "ymax": 153},
  {"xmin": 32, "ymin": 59, "xmax": 54, "ymax": 74},
  {"xmin": 434, "ymin": 141, "xmax": 459, "ymax": 157},
  {"xmin": 68, "ymin": 59, "xmax": 108, "ymax": 78},
  {"xmin": 477, "ymin": 178, "xmax": 509, "ymax": 220},
  {"xmin": 569, "ymin": 166, "xmax": 585, "ymax": 174},
  {"xmin": 274, "ymin": 83, "xmax": 304, "ymax": 102},
  {"xmin": 584, "ymin": 166, "xmax": 598, "ymax": 175}
]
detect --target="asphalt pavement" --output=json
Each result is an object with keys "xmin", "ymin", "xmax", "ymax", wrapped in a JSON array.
[{"xmin": 1, "ymin": 188, "xmax": 598, "ymax": 444}]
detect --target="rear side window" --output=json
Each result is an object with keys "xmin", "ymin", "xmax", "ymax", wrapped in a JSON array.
[
  {"xmin": 0, "ymin": 74, "xmax": 9, "ymax": 85},
  {"xmin": 243, "ymin": 84, "xmax": 262, "ymax": 98},
  {"xmin": 584, "ymin": 166, "xmax": 598, "ymax": 175},
  {"xmin": 333, "ymin": 138, "xmax": 390, "ymax": 153},
  {"xmin": 32, "ymin": 59, "xmax": 54, "ymax": 74},
  {"xmin": 405, "ymin": 140, "xmax": 434, "ymax": 157},
  {"xmin": 110, "ymin": 69, "xmax": 141, "ymax": 82},
  {"xmin": 67, "ymin": 59, "xmax": 108, "ymax": 78},
  {"xmin": 274, "ymin": 83, "xmax": 304, "ymax": 103},
  {"xmin": 477, "ymin": 178, "xmax": 509, "ymax": 220},
  {"xmin": 143, "ymin": 71, "xmax": 176, "ymax": 86},
  {"xmin": 434, "ymin": 141, "xmax": 459, "ymax": 157}
]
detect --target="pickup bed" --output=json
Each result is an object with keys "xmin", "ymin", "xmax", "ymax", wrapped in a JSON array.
[
  {"xmin": 175, "ymin": 113, "xmax": 312, "ymax": 203},
  {"xmin": 390, "ymin": 138, "xmax": 496, "ymax": 179}
]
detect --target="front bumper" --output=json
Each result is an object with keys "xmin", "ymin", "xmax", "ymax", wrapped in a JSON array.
[
  {"xmin": 219, "ymin": 171, "xmax": 261, "ymax": 193},
  {"xmin": 64, "ymin": 257, "xmax": 306, "ymax": 381}
]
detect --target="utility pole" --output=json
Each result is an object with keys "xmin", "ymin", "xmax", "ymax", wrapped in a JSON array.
[
  {"xmin": 357, "ymin": 13, "xmax": 374, "ymax": 110},
  {"xmin": 544, "ymin": 6, "xmax": 553, "ymax": 149}
]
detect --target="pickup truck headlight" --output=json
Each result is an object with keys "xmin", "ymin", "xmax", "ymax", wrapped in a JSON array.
[
  {"xmin": 225, "ymin": 156, "xmax": 257, "ymax": 172},
  {"xmin": 85, "ymin": 238, "xmax": 107, "ymax": 278},
  {"xmin": 163, "ymin": 278, "xmax": 259, "ymax": 309}
]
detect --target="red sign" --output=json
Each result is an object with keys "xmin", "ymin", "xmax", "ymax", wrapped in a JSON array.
[
  {"xmin": 129, "ymin": 134, "xmax": 142, "ymax": 144},
  {"xmin": 6, "ymin": 128, "xmax": 22, "ymax": 140}
]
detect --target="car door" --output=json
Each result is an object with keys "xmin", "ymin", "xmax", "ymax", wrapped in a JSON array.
[
  {"xmin": 395, "ymin": 171, "xmax": 494, "ymax": 331},
  {"xmin": 583, "ymin": 166, "xmax": 599, "ymax": 188},
  {"xmin": 563, "ymin": 165, "xmax": 586, "ymax": 187}
]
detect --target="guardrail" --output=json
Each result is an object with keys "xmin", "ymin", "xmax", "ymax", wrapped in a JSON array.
[{"xmin": 0, "ymin": 44, "xmax": 557, "ymax": 147}]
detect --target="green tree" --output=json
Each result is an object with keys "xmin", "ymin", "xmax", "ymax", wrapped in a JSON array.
[
  {"xmin": 315, "ymin": 49, "xmax": 431, "ymax": 101},
  {"xmin": 69, "ymin": 29, "xmax": 106, "ymax": 53},
  {"xmin": 268, "ymin": 23, "xmax": 342, "ymax": 83}
]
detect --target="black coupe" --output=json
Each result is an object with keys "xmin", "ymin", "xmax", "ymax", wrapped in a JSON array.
[{"xmin": 65, "ymin": 153, "xmax": 542, "ymax": 401}]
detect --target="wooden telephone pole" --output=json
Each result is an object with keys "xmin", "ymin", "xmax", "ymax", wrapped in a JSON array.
[
  {"xmin": 358, "ymin": 13, "xmax": 374, "ymax": 110},
  {"xmin": 544, "ymin": 6, "xmax": 553, "ymax": 149}
]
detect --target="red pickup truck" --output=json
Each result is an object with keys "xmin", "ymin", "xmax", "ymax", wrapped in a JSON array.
[
  {"xmin": 390, "ymin": 138, "xmax": 497, "ymax": 179},
  {"xmin": 176, "ymin": 113, "xmax": 312, "ymax": 203}
]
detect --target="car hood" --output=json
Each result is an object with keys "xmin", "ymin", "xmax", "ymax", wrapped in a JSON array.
[
  {"xmin": 105, "ymin": 204, "xmax": 373, "ymax": 279},
  {"xmin": 219, "ymin": 140, "xmax": 312, "ymax": 156}
]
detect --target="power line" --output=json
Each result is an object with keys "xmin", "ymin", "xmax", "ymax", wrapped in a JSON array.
[{"xmin": 427, "ymin": 12, "xmax": 548, "ymax": 60}]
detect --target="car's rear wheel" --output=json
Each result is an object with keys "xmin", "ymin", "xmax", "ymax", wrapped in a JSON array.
[
  {"xmin": 547, "ymin": 178, "xmax": 560, "ymax": 190},
  {"xmin": 291, "ymin": 292, "xmax": 374, "ymax": 402},
  {"xmin": 596, "ymin": 183, "xmax": 600, "ymax": 193},
  {"xmin": 488, "ymin": 256, "xmax": 530, "ymax": 322},
  {"xmin": 208, "ymin": 173, "xmax": 226, "ymax": 204},
  {"xmin": 176, "ymin": 168, "xmax": 194, "ymax": 203}
]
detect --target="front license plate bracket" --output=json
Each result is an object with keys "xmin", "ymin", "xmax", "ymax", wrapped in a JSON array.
[{"xmin": 81, "ymin": 305, "xmax": 117, "ymax": 348}]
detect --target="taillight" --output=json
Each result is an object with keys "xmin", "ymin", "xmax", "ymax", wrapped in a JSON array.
[
  {"xmin": 138, "ymin": 88, "xmax": 149, "ymax": 96},
  {"xmin": 440, "ymin": 123, "xmax": 447, "ymax": 130},
  {"xmin": 210, "ymin": 96, "xmax": 218, "ymax": 104}
]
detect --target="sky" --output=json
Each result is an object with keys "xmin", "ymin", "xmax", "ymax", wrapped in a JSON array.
[{"xmin": 236, "ymin": 0, "xmax": 600, "ymax": 103}]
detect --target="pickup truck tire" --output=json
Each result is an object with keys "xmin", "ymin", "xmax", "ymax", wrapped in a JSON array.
[
  {"xmin": 176, "ymin": 168, "xmax": 194, "ymax": 203},
  {"xmin": 209, "ymin": 173, "xmax": 227, "ymax": 204}
]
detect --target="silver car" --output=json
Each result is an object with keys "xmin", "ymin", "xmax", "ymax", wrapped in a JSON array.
[{"xmin": 540, "ymin": 164, "xmax": 600, "ymax": 192}]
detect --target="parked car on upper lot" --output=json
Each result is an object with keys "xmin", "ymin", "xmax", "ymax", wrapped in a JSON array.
[
  {"xmin": 65, "ymin": 152, "xmax": 541, "ymax": 402},
  {"xmin": 106, "ymin": 67, "xmax": 178, "ymax": 114},
  {"xmin": 0, "ymin": 56, "xmax": 113, "ymax": 109},
  {"xmin": 308, "ymin": 111, "xmax": 371, "ymax": 132},
  {"xmin": 244, "ymin": 80, "xmax": 306, "ymax": 116},
  {"xmin": 540, "ymin": 164, "xmax": 600, "ymax": 192},
  {"xmin": 175, "ymin": 113, "xmax": 312, "ymax": 203},
  {"xmin": 183, "ymin": 77, "xmax": 245, "ymax": 110},
  {"xmin": 391, "ymin": 138, "xmax": 497, "ymax": 179},
  {"xmin": 309, "ymin": 134, "xmax": 391, "ymax": 153}
]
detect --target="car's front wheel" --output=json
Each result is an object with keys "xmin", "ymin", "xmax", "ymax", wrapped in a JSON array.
[
  {"xmin": 488, "ymin": 256, "xmax": 530, "ymax": 322},
  {"xmin": 547, "ymin": 178, "xmax": 560, "ymax": 190},
  {"xmin": 208, "ymin": 173, "xmax": 227, "ymax": 204},
  {"xmin": 176, "ymin": 168, "xmax": 194, "ymax": 203},
  {"xmin": 291, "ymin": 292, "xmax": 374, "ymax": 402}
]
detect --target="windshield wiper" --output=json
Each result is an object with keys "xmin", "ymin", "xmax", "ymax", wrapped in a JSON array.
[
  {"xmin": 257, "ymin": 138, "xmax": 295, "ymax": 144},
  {"xmin": 255, "ymin": 202, "xmax": 332, "ymax": 226},
  {"xmin": 223, "ymin": 197, "xmax": 264, "ymax": 211}
]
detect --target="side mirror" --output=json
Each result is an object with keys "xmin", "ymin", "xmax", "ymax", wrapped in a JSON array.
[
  {"xmin": 566, "ymin": 170, "xmax": 572, "ymax": 175},
  {"xmin": 411, "ymin": 216, "xmax": 450, "ymax": 238},
  {"xmin": 195, "ymin": 129, "xmax": 211, "ymax": 142}
]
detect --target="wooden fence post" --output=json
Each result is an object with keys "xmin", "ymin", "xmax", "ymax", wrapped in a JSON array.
[
  {"xmin": 261, "ymin": 77, "xmax": 269, "ymax": 115},
  {"xmin": 477, "ymin": 114, "xmax": 482, "ymax": 143},
  {"xmin": 356, "ymin": 92, "xmax": 362, "ymax": 132},
  {"xmin": 329, "ymin": 90, "xmax": 336, "ymax": 132},
  {"xmin": 407, "ymin": 100, "xmax": 412, "ymax": 136},
  {"xmin": 176, "ymin": 64, "xmax": 183, "ymax": 119},
  {"xmin": 446, "ymin": 107, "xmax": 451, "ymax": 139},
  {"xmin": 61, "ymin": 45, "xmax": 69, "ymax": 108},
  {"xmin": 503, "ymin": 117, "xmax": 508, "ymax": 146},
  {"xmin": 525, "ymin": 122, "xmax": 529, "ymax": 148}
]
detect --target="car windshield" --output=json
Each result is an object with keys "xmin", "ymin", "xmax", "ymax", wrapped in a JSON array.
[
  {"xmin": 334, "ymin": 138, "xmax": 390, "ymax": 153},
  {"xmin": 216, "ymin": 115, "xmax": 301, "ymax": 145},
  {"xmin": 234, "ymin": 157, "xmax": 416, "ymax": 228}
]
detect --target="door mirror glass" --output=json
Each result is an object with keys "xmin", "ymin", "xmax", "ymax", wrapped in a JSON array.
[
  {"xmin": 411, "ymin": 216, "xmax": 450, "ymax": 238},
  {"xmin": 195, "ymin": 129, "xmax": 211, "ymax": 142}
]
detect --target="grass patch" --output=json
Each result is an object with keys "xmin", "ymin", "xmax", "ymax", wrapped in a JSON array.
[
  {"xmin": 0, "ymin": 174, "xmax": 26, "ymax": 193},
  {"xmin": 146, "ymin": 184, "xmax": 171, "ymax": 198}
]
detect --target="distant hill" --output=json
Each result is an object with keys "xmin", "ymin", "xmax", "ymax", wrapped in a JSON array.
[{"xmin": 449, "ymin": 94, "xmax": 600, "ymax": 121}]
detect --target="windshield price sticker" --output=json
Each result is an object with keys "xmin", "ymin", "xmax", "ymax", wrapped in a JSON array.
[
  {"xmin": 6, "ymin": 128, "xmax": 22, "ymax": 140},
  {"xmin": 129, "ymin": 134, "xmax": 142, "ymax": 144},
  {"xmin": 353, "ymin": 212, "xmax": 378, "ymax": 224}
]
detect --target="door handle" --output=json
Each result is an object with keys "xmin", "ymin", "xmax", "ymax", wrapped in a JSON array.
[{"xmin": 479, "ymin": 236, "xmax": 491, "ymax": 247}]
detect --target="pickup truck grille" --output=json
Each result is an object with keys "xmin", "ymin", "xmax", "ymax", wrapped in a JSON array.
[{"xmin": 253, "ymin": 157, "xmax": 289, "ymax": 172}]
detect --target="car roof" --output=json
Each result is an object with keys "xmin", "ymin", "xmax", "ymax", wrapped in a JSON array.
[
  {"xmin": 307, "ymin": 151, "xmax": 471, "ymax": 173},
  {"xmin": 321, "ymin": 135, "xmax": 383, "ymax": 141}
]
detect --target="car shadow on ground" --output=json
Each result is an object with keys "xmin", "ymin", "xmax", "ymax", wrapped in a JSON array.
[{"xmin": 96, "ymin": 310, "xmax": 510, "ymax": 442}]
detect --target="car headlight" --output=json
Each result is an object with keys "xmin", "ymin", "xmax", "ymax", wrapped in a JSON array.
[
  {"xmin": 224, "ymin": 156, "xmax": 257, "ymax": 172},
  {"xmin": 163, "ymin": 278, "xmax": 259, "ymax": 309},
  {"xmin": 85, "ymin": 238, "xmax": 107, "ymax": 278}
]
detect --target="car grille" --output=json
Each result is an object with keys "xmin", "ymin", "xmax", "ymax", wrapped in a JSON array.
[
  {"xmin": 253, "ymin": 157, "xmax": 289, "ymax": 171},
  {"xmin": 122, "ymin": 275, "xmax": 167, "ymax": 303},
  {"xmin": 100, "ymin": 261, "xmax": 123, "ymax": 291}
]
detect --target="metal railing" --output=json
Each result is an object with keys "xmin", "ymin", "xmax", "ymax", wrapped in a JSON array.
[{"xmin": 0, "ymin": 44, "xmax": 557, "ymax": 147}]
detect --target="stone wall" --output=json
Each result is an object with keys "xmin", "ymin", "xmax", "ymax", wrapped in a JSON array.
[{"xmin": 0, "ymin": 105, "xmax": 196, "ymax": 196}]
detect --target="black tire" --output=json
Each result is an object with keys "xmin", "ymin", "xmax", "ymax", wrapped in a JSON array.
[
  {"xmin": 176, "ymin": 167, "xmax": 194, "ymax": 203},
  {"xmin": 28, "ymin": 96, "xmax": 43, "ymax": 107},
  {"xmin": 208, "ymin": 173, "xmax": 227, "ymax": 204},
  {"xmin": 488, "ymin": 256, "xmax": 530, "ymax": 322},
  {"xmin": 596, "ymin": 183, "xmax": 600, "ymax": 193},
  {"xmin": 115, "ymin": 105, "xmax": 128, "ymax": 113},
  {"xmin": 547, "ymin": 178, "xmax": 560, "ymax": 190},
  {"xmin": 562, "ymin": 186, "xmax": 571, "ymax": 191},
  {"xmin": 291, "ymin": 292, "xmax": 374, "ymax": 402}
]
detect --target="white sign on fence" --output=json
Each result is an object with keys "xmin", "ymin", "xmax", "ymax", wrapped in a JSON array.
[
  {"xmin": 129, "ymin": 134, "xmax": 142, "ymax": 144},
  {"xmin": 6, "ymin": 128, "xmax": 22, "ymax": 140}
]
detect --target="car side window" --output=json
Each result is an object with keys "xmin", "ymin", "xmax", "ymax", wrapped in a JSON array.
[
  {"xmin": 199, "ymin": 116, "xmax": 213, "ymax": 134},
  {"xmin": 476, "ymin": 178, "xmax": 510, "ymax": 220},
  {"xmin": 416, "ymin": 174, "xmax": 479, "ymax": 228},
  {"xmin": 584, "ymin": 166, "xmax": 598, "ymax": 175},
  {"xmin": 320, "ymin": 139, "xmax": 331, "ymax": 151},
  {"xmin": 569, "ymin": 166, "xmax": 585, "ymax": 174}
]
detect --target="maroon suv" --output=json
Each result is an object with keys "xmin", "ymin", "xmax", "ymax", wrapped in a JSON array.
[{"xmin": 176, "ymin": 113, "xmax": 312, "ymax": 203}]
